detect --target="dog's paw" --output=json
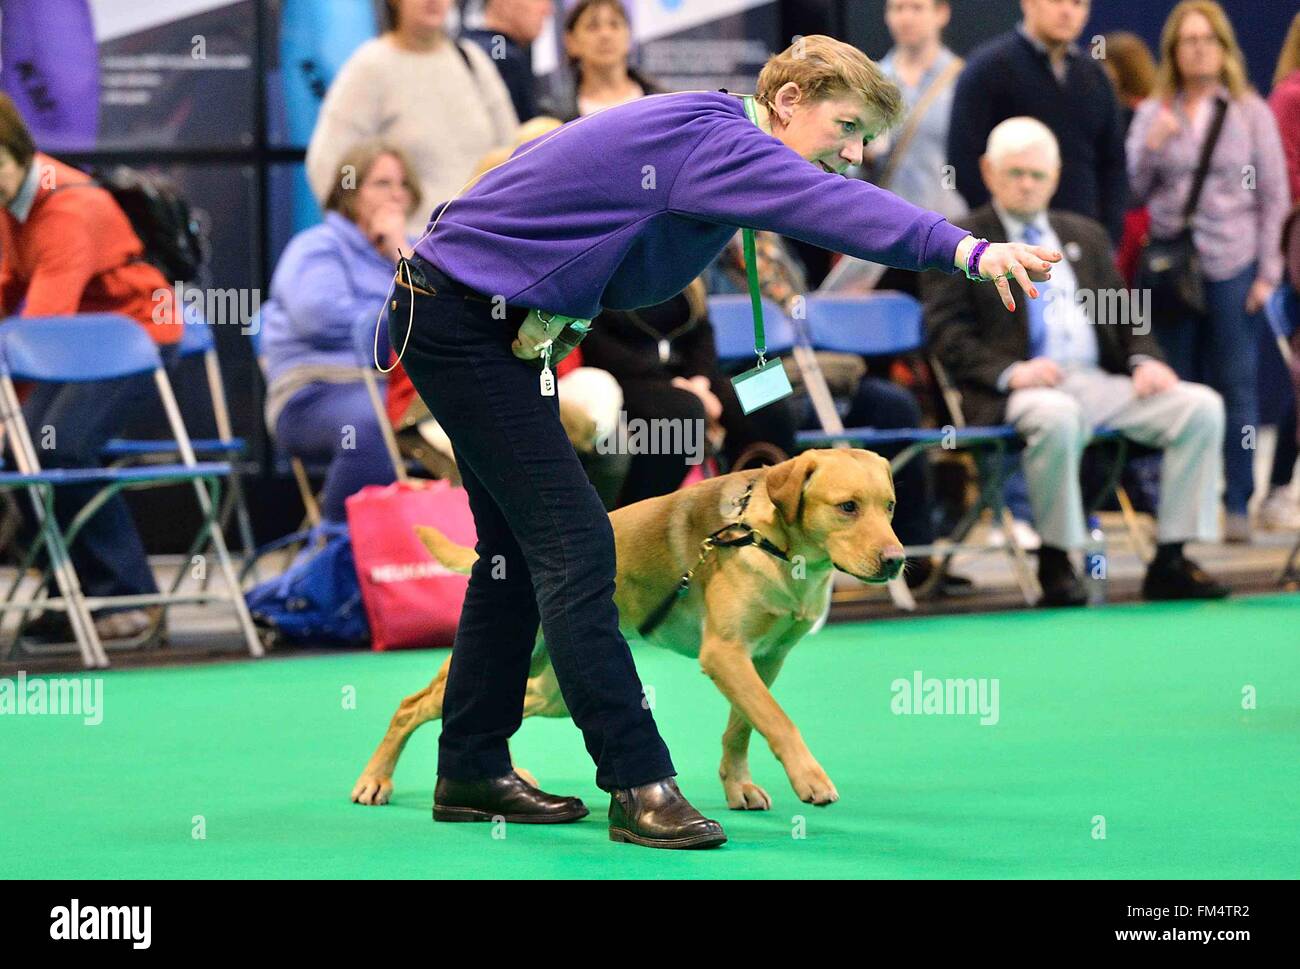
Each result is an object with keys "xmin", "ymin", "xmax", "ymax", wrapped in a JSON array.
[
  {"xmin": 351, "ymin": 774, "xmax": 394, "ymax": 806},
  {"xmin": 725, "ymin": 780, "xmax": 772, "ymax": 811},
  {"xmin": 789, "ymin": 765, "xmax": 839, "ymax": 807}
]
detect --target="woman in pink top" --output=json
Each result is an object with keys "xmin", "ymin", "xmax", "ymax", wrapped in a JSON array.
[{"xmin": 1127, "ymin": 0, "xmax": 1289, "ymax": 542}]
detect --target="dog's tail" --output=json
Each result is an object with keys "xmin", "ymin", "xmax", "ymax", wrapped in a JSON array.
[{"xmin": 414, "ymin": 525, "xmax": 478, "ymax": 574}]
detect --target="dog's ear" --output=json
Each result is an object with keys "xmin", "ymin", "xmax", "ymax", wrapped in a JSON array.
[{"xmin": 764, "ymin": 453, "xmax": 817, "ymax": 526}]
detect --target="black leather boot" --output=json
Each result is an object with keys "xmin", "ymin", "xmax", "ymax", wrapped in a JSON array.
[
  {"xmin": 608, "ymin": 778, "xmax": 727, "ymax": 849},
  {"xmin": 433, "ymin": 772, "xmax": 589, "ymax": 824}
]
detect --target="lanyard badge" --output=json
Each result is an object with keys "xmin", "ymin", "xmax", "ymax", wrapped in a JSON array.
[{"xmin": 729, "ymin": 95, "xmax": 794, "ymax": 416}]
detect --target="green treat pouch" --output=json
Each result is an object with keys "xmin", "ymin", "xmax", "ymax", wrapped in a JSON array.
[{"xmin": 731, "ymin": 357, "xmax": 794, "ymax": 415}]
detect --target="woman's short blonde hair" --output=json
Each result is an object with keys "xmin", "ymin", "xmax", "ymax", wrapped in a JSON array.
[
  {"xmin": 756, "ymin": 35, "xmax": 903, "ymax": 127},
  {"xmin": 324, "ymin": 140, "xmax": 422, "ymax": 222},
  {"xmin": 1154, "ymin": 0, "xmax": 1250, "ymax": 100}
]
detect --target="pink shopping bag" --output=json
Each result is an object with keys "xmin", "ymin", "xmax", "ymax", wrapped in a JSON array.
[{"xmin": 345, "ymin": 479, "xmax": 477, "ymax": 651}]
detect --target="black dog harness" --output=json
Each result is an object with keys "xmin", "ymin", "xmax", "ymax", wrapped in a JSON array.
[{"xmin": 637, "ymin": 479, "xmax": 791, "ymax": 638}]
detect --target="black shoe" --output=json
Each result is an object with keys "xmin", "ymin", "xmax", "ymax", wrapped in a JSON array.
[
  {"xmin": 1142, "ymin": 555, "xmax": 1230, "ymax": 601},
  {"xmin": 1037, "ymin": 549, "xmax": 1087, "ymax": 608},
  {"xmin": 18, "ymin": 610, "xmax": 75, "ymax": 643},
  {"xmin": 433, "ymin": 772, "xmax": 589, "ymax": 824},
  {"xmin": 19, "ymin": 607, "xmax": 165, "ymax": 645},
  {"xmin": 608, "ymin": 778, "xmax": 727, "ymax": 850}
]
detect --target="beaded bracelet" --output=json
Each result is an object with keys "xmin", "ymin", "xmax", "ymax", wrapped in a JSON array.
[{"xmin": 964, "ymin": 238, "xmax": 991, "ymax": 281}]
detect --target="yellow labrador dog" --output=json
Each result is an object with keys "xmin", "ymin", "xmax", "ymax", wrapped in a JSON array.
[{"xmin": 351, "ymin": 448, "xmax": 903, "ymax": 810}]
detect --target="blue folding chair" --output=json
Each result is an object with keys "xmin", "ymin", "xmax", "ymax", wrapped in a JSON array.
[
  {"xmin": 707, "ymin": 294, "xmax": 796, "ymax": 363},
  {"xmin": 802, "ymin": 292, "xmax": 924, "ymax": 356},
  {"xmin": 0, "ymin": 315, "xmax": 263, "ymax": 665},
  {"xmin": 100, "ymin": 314, "xmax": 258, "ymax": 572}
]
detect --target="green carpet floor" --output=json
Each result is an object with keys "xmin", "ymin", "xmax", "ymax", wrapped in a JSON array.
[{"xmin": 2, "ymin": 594, "xmax": 1297, "ymax": 879}]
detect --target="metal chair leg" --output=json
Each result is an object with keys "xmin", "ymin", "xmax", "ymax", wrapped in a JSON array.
[{"xmin": 291, "ymin": 457, "xmax": 323, "ymax": 528}]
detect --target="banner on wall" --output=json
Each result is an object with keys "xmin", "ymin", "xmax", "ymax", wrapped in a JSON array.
[
  {"xmin": 632, "ymin": 0, "xmax": 780, "ymax": 94},
  {"xmin": 527, "ymin": 0, "xmax": 780, "ymax": 94},
  {"xmin": 0, "ymin": 0, "xmax": 256, "ymax": 150}
]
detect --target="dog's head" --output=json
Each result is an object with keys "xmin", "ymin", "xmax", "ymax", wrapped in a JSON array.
[{"xmin": 761, "ymin": 448, "xmax": 904, "ymax": 584}]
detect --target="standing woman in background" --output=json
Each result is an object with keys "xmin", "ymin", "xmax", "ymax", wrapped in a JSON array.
[
  {"xmin": 1127, "ymin": 0, "xmax": 1289, "ymax": 543},
  {"xmin": 306, "ymin": 0, "xmax": 517, "ymax": 236},
  {"xmin": 549, "ymin": 0, "xmax": 662, "ymax": 122}
]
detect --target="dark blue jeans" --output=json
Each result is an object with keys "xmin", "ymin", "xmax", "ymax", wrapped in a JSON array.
[
  {"xmin": 1156, "ymin": 263, "xmax": 1259, "ymax": 514},
  {"xmin": 17, "ymin": 345, "xmax": 178, "ymax": 605},
  {"xmin": 275, "ymin": 381, "xmax": 396, "ymax": 522},
  {"xmin": 391, "ymin": 257, "xmax": 675, "ymax": 792}
]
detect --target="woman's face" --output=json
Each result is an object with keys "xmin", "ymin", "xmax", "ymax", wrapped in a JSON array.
[
  {"xmin": 1174, "ymin": 11, "xmax": 1225, "ymax": 88},
  {"xmin": 353, "ymin": 153, "xmax": 413, "ymax": 226},
  {"xmin": 565, "ymin": 4, "xmax": 632, "ymax": 72},
  {"xmin": 395, "ymin": 0, "xmax": 450, "ymax": 34},
  {"xmin": 771, "ymin": 87, "xmax": 887, "ymax": 175}
]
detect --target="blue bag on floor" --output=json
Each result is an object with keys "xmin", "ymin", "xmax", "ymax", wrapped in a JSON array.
[{"xmin": 245, "ymin": 522, "xmax": 369, "ymax": 647}]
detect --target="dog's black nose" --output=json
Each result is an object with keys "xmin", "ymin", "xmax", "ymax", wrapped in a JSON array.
[{"xmin": 881, "ymin": 545, "xmax": 906, "ymax": 580}]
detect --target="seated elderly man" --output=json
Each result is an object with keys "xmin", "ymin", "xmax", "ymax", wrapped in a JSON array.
[{"xmin": 923, "ymin": 117, "xmax": 1228, "ymax": 606}]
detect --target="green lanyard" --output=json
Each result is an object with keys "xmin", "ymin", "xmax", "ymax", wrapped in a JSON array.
[
  {"xmin": 729, "ymin": 95, "xmax": 793, "ymax": 415},
  {"xmin": 740, "ymin": 96, "xmax": 767, "ymax": 364}
]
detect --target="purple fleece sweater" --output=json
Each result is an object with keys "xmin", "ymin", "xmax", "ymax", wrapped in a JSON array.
[{"xmin": 415, "ymin": 90, "xmax": 971, "ymax": 319}]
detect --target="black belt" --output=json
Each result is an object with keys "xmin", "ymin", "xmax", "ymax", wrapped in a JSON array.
[
  {"xmin": 405, "ymin": 253, "xmax": 485, "ymax": 301},
  {"xmin": 405, "ymin": 253, "xmax": 529, "ymax": 324}
]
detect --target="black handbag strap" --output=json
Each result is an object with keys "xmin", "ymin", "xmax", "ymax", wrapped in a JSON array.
[{"xmin": 1182, "ymin": 96, "xmax": 1229, "ymax": 225}]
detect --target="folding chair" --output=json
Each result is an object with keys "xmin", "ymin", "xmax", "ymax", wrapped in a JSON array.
[
  {"xmin": 243, "ymin": 310, "xmax": 409, "ymax": 576},
  {"xmin": 100, "ymin": 315, "xmax": 258, "ymax": 577},
  {"xmin": 1264, "ymin": 286, "xmax": 1300, "ymax": 584},
  {"xmin": 707, "ymin": 294, "xmax": 796, "ymax": 364},
  {"xmin": 0, "ymin": 315, "xmax": 264, "ymax": 666}
]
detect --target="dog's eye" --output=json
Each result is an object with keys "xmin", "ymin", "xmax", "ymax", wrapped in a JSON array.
[
  {"xmin": 838, "ymin": 501, "xmax": 857, "ymax": 515},
  {"xmin": 886, "ymin": 501, "xmax": 896, "ymax": 516}
]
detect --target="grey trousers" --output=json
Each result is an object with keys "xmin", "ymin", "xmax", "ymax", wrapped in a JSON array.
[{"xmin": 1005, "ymin": 366, "xmax": 1225, "ymax": 550}]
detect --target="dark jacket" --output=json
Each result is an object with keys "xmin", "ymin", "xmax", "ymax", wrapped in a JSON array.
[
  {"xmin": 921, "ymin": 205, "xmax": 1164, "ymax": 426},
  {"xmin": 947, "ymin": 30, "xmax": 1128, "ymax": 242},
  {"xmin": 579, "ymin": 281, "xmax": 717, "ymax": 382},
  {"xmin": 461, "ymin": 28, "xmax": 539, "ymax": 121}
]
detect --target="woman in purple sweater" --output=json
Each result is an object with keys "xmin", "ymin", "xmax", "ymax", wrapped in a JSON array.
[{"xmin": 388, "ymin": 34, "xmax": 1056, "ymax": 849}]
